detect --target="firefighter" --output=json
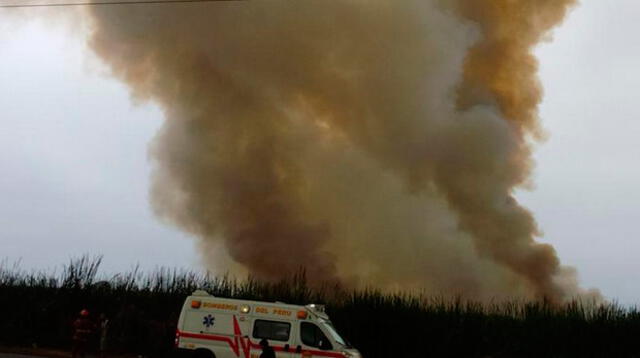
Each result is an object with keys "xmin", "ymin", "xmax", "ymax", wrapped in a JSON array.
[
  {"xmin": 72, "ymin": 309, "xmax": 95, "ymax": 358},
  {"xmin": 259, "ymin": 339, "xmax": 275, "ymax": 358}
]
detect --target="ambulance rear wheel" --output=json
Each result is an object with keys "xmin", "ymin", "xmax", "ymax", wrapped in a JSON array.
[{"xmin": 193, "ymin": 348, "xmax": 215, "ymax": 358}]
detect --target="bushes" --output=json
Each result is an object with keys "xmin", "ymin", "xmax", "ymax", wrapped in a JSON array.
[{"xmin": 1, "ymin": 256, "xmax": 639, "ymax": 358}]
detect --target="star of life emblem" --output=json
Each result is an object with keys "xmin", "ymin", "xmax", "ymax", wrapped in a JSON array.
[{"xmin": 202, "ymin": 314, "xmax": 215, "ymax": 328}]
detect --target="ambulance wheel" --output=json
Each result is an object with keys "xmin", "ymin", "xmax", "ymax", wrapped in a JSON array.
[{"xmin": 193, "ymin": 348, "xmax": 215, "ymax": 358}]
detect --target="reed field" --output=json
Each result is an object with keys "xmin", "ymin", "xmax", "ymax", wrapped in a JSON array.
[{"xmin": 1, "ymin": 256, "xmax": 639, "ymax": 358}]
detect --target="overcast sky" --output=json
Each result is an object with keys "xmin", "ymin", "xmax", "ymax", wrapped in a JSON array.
[{"xmin": 1, "ymin": 1, "xmax": 639, "ymax": 304}]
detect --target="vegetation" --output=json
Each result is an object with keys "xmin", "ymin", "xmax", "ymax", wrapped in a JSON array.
[{"xmin": 1, "ymin": 256, "xmax": 639, "ymax": 358}]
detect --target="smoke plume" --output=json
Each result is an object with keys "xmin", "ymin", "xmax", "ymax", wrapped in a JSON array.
[{"xmin": 87, "ymin": 0, "xmax": 584, "ymax": 300}]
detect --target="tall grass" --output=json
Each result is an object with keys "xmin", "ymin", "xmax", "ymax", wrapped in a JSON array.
[{"xmin": 1, "ymin": 256, "xmax": 639, "ymax": 358}]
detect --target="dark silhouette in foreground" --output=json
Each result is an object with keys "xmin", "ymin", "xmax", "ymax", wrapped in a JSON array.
[{"xmin": 259, "ymin": 339, "xmax": 275, "ymax": 358}]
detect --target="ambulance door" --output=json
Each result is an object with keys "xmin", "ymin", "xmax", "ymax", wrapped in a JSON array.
[
  {"xmin": 251, "ymin": 319, "xmax": 294, "ymax": 358},
  {"xmin": 297, "ymin": 321, "xmax": 337, "ymax": 357}
]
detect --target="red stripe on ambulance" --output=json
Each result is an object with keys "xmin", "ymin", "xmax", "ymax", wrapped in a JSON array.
[{"xmin": 178, "ymin": 315, "xmax": 345, "ymax": 358}]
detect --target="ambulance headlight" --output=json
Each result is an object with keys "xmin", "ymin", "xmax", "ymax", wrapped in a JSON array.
[{"xmin": 240, "ymin": 305, "xmax": 251, "ymax": 313}]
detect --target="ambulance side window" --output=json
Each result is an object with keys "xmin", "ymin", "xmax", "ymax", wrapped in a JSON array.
[
  {"xmin": 300, "ymin": 322, "xmax": 332, "ymax": 350},
  {"xmin": 252, "ymin": 320, "xmax": 291, "ymax": 342}
]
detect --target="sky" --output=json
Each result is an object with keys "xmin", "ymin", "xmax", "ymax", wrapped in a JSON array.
[{"xmin": 1, "ymin": 1, "xmax": 639, "ymax": 303}]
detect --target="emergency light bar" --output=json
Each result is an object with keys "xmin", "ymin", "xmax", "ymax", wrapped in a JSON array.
[
  {"xmin": 306, "ymin": 304, "xmax": 326, "ymax": 313},
  {"xmin": 192, "ymin": 290, "xmax": 210, "ymax": 296}
]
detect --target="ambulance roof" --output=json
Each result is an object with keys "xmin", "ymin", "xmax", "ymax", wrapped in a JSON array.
[{"xmin": 187, "ymin": 290, "xmax": 329, "ymax": 320}]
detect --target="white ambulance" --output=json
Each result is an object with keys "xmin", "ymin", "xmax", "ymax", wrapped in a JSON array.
[{"xmin": 175, "ymin": 290, "xmax": 362, "ymax": 358}]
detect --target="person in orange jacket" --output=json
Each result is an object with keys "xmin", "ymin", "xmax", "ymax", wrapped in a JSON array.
[{"xmin": 72, "ymin": 309, "xmax": 95, "ymax": 358}]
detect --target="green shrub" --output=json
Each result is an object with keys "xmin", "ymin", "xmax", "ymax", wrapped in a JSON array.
[{"xmin": 1, "ymin": 256, "xmax": 639, "ymax": 358}]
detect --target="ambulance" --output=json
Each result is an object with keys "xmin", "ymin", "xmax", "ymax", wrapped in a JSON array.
[{"xmin": 175, "ymin": 290, "xmax": 362, "ymax": 358}]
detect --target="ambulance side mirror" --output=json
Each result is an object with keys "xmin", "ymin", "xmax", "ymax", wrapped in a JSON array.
[{"xmin": 319, "ymin": 340, "xmax": 332, "ymax": 351}]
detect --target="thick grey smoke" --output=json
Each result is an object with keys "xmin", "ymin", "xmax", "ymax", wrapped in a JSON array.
[{"xmin": 86, "ymin": 0, "xmax": 587, "ymax": 300}]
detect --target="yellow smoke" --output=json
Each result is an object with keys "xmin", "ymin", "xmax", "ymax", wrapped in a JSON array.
[{"xmin": 86, "ymin": 0, "xmax": 588, "ymax": 301}]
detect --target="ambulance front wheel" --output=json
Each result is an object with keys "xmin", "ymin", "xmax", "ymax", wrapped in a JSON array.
[{"xmin": 193, "ymin": 348, "xmax": 215, "ymax": 358}]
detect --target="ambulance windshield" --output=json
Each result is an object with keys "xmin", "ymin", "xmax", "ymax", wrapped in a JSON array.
[{"xmin": 319, "ymin": 319, "xmax": 349, "ymax": 347}]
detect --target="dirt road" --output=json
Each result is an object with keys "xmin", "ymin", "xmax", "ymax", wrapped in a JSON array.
[
  {"xmin": 0, "ymin": 354, "xmax": 41, "ymax": 358},
  {"xmin": 0, "ymin": 349, "xmax": 70, "ymax": 358}
]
